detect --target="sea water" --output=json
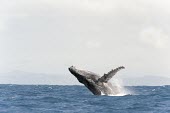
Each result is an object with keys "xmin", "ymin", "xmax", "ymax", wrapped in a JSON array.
[{"xmin": 0, "ymin": 85, "xmax": 170, "ymax": 113}]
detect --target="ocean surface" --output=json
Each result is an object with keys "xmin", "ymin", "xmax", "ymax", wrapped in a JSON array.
[{"xmin": 0, "ymin": 85, "xmax": 170, "ymax": 113}]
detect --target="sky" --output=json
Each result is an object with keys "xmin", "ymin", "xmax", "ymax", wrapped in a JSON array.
[{"xmin": 0, "ymin": 0, "xmax": 170, "ymax": 85}]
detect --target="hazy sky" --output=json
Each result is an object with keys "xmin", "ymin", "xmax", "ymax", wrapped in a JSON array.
[{"xmin": 0, "ymin": 0, "xmax": 170, "ymax": 84}]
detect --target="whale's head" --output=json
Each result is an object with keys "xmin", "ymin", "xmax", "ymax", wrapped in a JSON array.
[
  {"xmin": 68, "ymin": 66, "xmax": 77, "ymax": 74},
  {"xmin": 68, "ymin": 66, "xmax": 80, "ymax": 76},
  {"xmin": 68, "ymin": 66, "xmax": 103, "ymax": 95},
  {"xmin": 68, "ymin": 66, "xmax": 88, "ymax": 83}
]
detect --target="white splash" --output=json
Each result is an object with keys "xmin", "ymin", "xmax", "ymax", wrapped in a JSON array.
[
  {"xmin": 109, "ymin": 78, "xmax": 132, "ymax": 96},
  {"xmin": 101, "ymin": 91, "xmax": 105, "ymax": 95}
]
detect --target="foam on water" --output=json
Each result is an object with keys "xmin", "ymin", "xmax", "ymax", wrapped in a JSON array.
[{"xmin": 108, "ymin": 93, "xmax": 127, "ymax": 96}]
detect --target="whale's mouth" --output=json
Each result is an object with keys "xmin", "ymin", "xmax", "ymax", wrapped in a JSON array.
[
  {"xmin": 68, "ymin": 66, "xmax": 77, "ymax": 74},
  {"xmin": 68, "ymin": 66, "xmax": 75, "ymax": 70},
  {"xmin": 68, "ymin": 66, "xmax": 85, "ymax": 81},
  {"xmin": 68, "ymin": 66, "xmax": 86, "ymax": 77}
]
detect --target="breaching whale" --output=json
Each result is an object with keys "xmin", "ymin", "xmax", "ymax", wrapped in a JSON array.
[{"xmin": 68, "ymin": 66, "xmax": 125, "ymax": 95}]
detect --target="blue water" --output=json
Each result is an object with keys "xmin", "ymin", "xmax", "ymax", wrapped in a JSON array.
[{"xmin": 0, "ymin": 85, "xmax": 170, "ymax": 113}]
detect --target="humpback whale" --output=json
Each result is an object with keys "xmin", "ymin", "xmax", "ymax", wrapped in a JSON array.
[{"xmin": 68, "ymin": 66, "xmax": 125, "ymax": 95}]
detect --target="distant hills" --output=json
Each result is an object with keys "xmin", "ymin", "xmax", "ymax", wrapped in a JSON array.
[
  {"xmin": 0, "ymin": 71, "xmax": 170, "ymax": 86},
  {"xmin": 120, "ymin": 75, "xmax": 170, "ymax": 86},
  {"xmin": 0, "ymin": 71, "xmax": 79, "ymax": 85}
]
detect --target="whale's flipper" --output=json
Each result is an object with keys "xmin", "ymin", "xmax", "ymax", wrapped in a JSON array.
[{"xmin": 98, "ymin": 66, "xmax": 125, "ymax": 83}]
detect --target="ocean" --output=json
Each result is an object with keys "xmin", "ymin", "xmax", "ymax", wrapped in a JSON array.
[{"xmin": 0, "ymin": 85, "xmax": 169, "ymax": 113}]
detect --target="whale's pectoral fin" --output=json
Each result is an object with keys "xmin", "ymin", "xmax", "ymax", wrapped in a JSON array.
[{"xmin": 98, "ymin": 66, "xmax": 125, "ymax": 83}]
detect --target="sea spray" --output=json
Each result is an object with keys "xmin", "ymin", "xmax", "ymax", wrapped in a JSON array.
[{"xmin": 110, "ymin": 78, "xmax": 132, "ymax": 96}]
